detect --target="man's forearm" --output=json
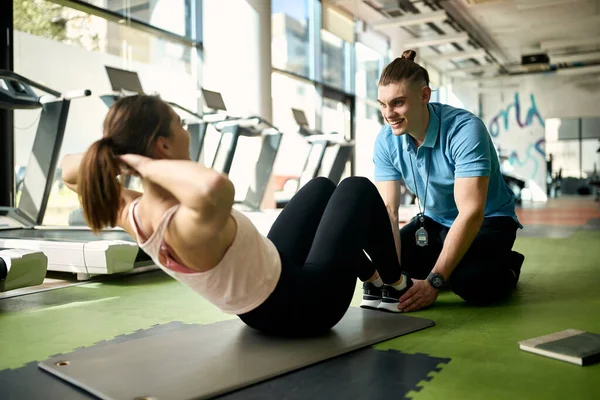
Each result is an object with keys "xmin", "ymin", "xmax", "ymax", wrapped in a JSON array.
[{"xmin": 431, "ymin": 212, "xmax": 484, "ymax": 280}]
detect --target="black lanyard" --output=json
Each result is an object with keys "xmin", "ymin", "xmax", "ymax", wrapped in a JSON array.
[{"xmin": 408, "ymin": 108, "xmax": 441, "ymax": 247}]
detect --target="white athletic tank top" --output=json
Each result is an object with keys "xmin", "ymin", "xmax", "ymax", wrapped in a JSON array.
[{"xmin": 128, "ymin": 198, "xmax": 282, "ymax": 314}]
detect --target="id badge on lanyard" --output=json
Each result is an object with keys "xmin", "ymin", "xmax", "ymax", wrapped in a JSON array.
[{"xmin": 415, "ymin": 214, "xmax": 428, "ymax": 247}]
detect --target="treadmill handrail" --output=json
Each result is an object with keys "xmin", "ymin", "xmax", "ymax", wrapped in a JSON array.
[
  {"xmin": 39, "ymin": 90, "xmax": 92, "ymax": 104},
  {"xmin": 213, "ymin": 116, "xmax": 279, "ymax": 132},
  {"xmin": 306, "ymin": 133, "xmax": 350, "ymax": 144},
  {"xmin": 245, "ymin": 115, "xmax": 278, "ymax": 130},
  {"xmin": 63, "ymin": 89, "xmax": 92, "ymax": 101},
  {"xmin": 213, "ymin": 117, "xmax": 254, "ymax": 130},
  {"xmin": 166, "ymin": 101, "xmax": 204, "ymax": 120},
  {"xmin": 0, "ymin": 70, "xmax": 61, "ymax": 97},
  {"xmin": 164, "ymin": 101, "xmax": 237, "ymax": 126},
  {"xmin": 298, "ymin": 126, "xmax": 325, "ymax": 137}
]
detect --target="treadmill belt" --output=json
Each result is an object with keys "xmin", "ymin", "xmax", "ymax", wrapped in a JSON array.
[
  {"xmin": 0, "ymin": 229, "xmax": 151, "ymax": 263},
  {"xmin": 0, "ymin": 229, "xmax": 135, "ymax": 242},
  {"xmin": 39, "ymin": 307, "xmax": 434, "ymax": 400}
]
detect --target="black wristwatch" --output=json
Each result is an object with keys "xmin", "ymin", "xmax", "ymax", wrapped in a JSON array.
[{"xmin": 426, "ymin": 272, "xmax": 446, "ymax": 289}]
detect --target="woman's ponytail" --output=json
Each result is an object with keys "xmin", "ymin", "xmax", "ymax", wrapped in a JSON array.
[
  {"xmin": 77, "ymin": 138, "xmax": 122, "ymax": 233},
  {"xmin": 75, "ymin": 94, "xmax": 174, "ymax": 233}
]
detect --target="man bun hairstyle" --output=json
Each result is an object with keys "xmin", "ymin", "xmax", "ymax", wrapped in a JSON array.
[
  {"xmin": 401, "ymin": 49, "xmax": 417, "ymax": 61},
  {"xmin": 378, "ymin": 49, "xmax": 429, "ymax": 87}
]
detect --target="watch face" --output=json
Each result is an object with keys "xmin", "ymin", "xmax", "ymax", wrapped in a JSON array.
[{"xmin": 432, "ymin": 275, "xmax": 444, "ymax": 287}]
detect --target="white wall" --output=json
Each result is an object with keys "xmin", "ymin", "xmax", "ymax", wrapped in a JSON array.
[
  {"xmin": 455, "ymin": 71, "xmax": 600, "ymax": 201},
  {"xmin": 445, "ymin": 78, "xmax": 479, "ymax": 115}
]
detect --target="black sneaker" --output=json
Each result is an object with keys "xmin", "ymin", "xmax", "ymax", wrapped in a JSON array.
[
  {"xmin": 378, "ymin": 274, "xmax": 413, "ymax": 313},
  {"xmin": 359, "ymin": 282, "xmax": 382, "ymax": 310}
]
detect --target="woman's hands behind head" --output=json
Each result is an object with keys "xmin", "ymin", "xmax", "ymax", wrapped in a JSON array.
[{"xmin": 119, "ymin": 154, "xmax": 153, "ymax": 178}]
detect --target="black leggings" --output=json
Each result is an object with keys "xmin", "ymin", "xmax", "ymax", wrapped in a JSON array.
[
  {"xmin": 400, "ymin": 214, "xmax": 522, "ymax": 305},
  {"xmin": 238, "ymin": 177, "xmax": 402, "ymax": 336}
]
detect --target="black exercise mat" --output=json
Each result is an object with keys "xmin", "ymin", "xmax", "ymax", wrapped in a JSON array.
[
  {"xmin": 2, "ymin": 333, "xmax": 448, "ymax": 400},
  {"xmin": 216, "ymin": 347, "xmax": 451, "ymax": 400},
  {"xmin": 0, "ymin": 322, "xmax": 195, "ymax": 400},
  {"xmin": 39, "ymin": 307, "xmax": 434, "ymax": 400}
]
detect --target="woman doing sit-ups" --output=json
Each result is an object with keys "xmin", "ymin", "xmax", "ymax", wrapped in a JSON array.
[{"xmin": 61, "ymin": 94, "xmax": 413, "ymax": 337}]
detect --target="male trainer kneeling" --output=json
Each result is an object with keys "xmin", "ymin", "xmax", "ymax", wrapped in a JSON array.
[{"xmin": 372, "ymin": 49, "xmax": 525, "ymax": 312}]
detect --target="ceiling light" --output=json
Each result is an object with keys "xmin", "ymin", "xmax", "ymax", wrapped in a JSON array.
[
  {"xmin": 403, "ymin": 33, "xmax": 470, "ymax": 48},
  {"xmin": 541, "ymin": 37, "xmax": 600, "ymax": 51},
  {"xmin": 550, "ymin": 52, "xmax": 600, "ymax": 64},
  {"xmin": 447, "ymin": 64, "xmax": 500, "ymax": 74},
  {"xmin": 429, "ymin": 49, "xmax": 487, "ymax": 62},
  {"xmin": 371, "ymin": 10, "xmax": 447, "ymax": 29}
]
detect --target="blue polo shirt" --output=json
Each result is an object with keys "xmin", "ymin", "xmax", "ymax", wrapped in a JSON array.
[{"xmin": 374, "ymin": 102, "xmax": 522, "ymax": 228}]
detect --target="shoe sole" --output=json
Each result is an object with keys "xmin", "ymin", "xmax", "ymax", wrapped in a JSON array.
[
  {"xmin": 377, "ymin": 301, "xmax": 402, "ymax": 313},
  {"xmin": 360, "ymin": 299, "xmax": 381, "ymax": 310}
]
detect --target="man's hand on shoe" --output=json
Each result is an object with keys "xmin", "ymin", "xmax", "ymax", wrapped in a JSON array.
[{"xmin": 398, "ymin": 279, "xmax": 439, "ymax": 312}]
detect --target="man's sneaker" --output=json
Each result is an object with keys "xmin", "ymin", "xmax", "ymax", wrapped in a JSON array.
[
  {"xmin": 359, "ymin": 282, "xmax": 382, "ymax": 310},
  {"xmin": 377, "ymin": 275, "xmax": 413, "ymax": 313}
]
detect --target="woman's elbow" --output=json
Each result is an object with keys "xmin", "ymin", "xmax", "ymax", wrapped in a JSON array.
[
  {"xmin": 213, "ymin": 174, "xmax": 235, "ymax": 203},
  {"xmin": 60, "ymin": 154, "xmax": 79, "ymax": 185},
  {"xmin": 200, "ymin": 173, "xmax": 235, "ymax": 212}
]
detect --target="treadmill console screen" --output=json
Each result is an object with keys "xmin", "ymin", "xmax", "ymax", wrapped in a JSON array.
[
  {"xmin": 105, "ymin": 66, "xmax": 145, "ymax": 94},
  {"xmin": 291, "ymin": 108, "xmax": 309, "ymax": 127},
  {"xmin": 202, "ymin": 88, "xmax": 227, "ymax": 112}
]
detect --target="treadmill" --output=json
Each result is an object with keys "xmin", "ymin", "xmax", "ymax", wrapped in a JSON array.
[
  {"xmin": 0, "ymin": 72, "xmax": 50, "ymax": 292},
  {"xmin": 69, "ymin": 68, "xmax": 231, "ymax": 223},
  {"xmin": 193, "ymin": 88, "xmax": 239, "ymax": 163},
  {"xmin": 0, "ymin": 248, "xmax": 47, "ymax": 293},
  {"xmin": 100, "ymin": 67, "xmax": 281, "ymax": 212},
  {"xmin": 0, "ymin": 70, "xmax": 149, "ymax": 280},
  {"xmin": 208, "ymin": 96, "xmax": 283, "ymax": 211},
  {"xmin": 275, "ymin": 108, "xmax": 354, "ymax": 208}
]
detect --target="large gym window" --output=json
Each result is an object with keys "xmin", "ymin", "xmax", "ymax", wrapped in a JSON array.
[
  {"xmin": 320, "ymin": 5, "xmax": 354, "ymax": 92},
  {"xmin": 321, "ymin": 29, "xmax": 348, "ymax": 91},
  {"xmin": 271, "ymin": 0, "xmax": 312, "ymax": 79},
  {"xmin": 14, "ymin": 1, "xmax": 194, "ymax": 73},
  {"xmin": 75, "ymin": 0, "xmax": 196, "ymax": 40},
  {"xmin": 12, "ymin": 0, "xmax": 203, "ymax": 225},
  {"xmin": 355, "ymin": 42, "xmax": 384, "ymax": 122}
]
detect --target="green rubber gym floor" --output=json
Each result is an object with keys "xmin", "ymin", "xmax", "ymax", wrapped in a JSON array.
[{"xmin": 1, "ymin": 230, "xmax": 599, "ymax": 399}]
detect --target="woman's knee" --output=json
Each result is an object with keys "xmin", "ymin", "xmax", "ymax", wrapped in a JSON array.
[
  {"xmin": 307, "ymin": 176, "xmax": 336, "ymax": 190},
  {"xmin": 301, "ymin": 177, "xmax": 336, "ymax": 197},
  {"xmin": 338, "ymin": 176, "xmax": 376, "ymax": 192}
]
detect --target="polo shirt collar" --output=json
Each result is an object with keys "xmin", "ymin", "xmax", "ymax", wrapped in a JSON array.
[
  {"xmin": 422, "ymin": 103, "xmax": 440, "ymax": 148},
  {"xmin": 402, "ymin": 103, "xmax": 439, "ymax": 152}
]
